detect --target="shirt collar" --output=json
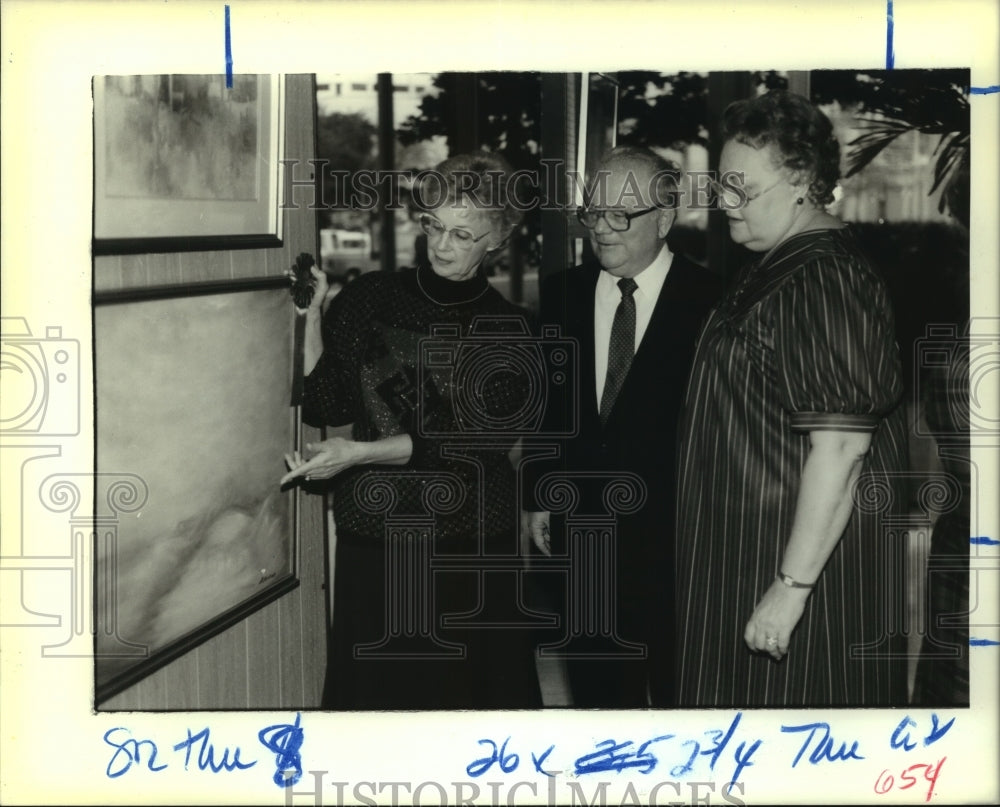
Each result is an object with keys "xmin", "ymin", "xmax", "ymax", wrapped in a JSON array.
[{"xmin": 598, "ymin": 243, "xmax": 673, "ymax": 295}]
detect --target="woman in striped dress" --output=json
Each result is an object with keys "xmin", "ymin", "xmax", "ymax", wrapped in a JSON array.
[{"xmin": 675, "ymin": 90, "xmax": 909, "ymax": 707}]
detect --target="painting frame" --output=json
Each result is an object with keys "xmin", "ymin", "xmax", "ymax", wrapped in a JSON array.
[
  {"xmin": 571, "ymin": 71, "xmax": 620, "ymax": 255},
  {"xmin": 92, "ymin": 276, "xmax": 300, "ymax": 705},
  {"xmin": 93, "ymin": 74, "xmax": 285, "ymax": 255},
  {"xmin": 574, "ymin": 70, "xmax": 620, "ymax": 209}
]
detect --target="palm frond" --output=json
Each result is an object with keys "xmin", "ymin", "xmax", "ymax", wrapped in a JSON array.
[
  {"xmin": 929, "ymin": 132, "xmax": 969, "ymax": 198},
  {"xmin": 844, "ymin": 118, "xmax": 914, "ymax": 177}
]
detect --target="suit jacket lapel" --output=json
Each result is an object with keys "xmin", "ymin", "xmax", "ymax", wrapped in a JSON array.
[
  {"xmin": 632, "ymin": 255, "xmax": 682, "ymax": 367},
  {"xmin": 578, "ymin": 264, "xmax": 601, "ymax": 427},
  {"xmin": 601, "ymin": 256, "xmax": 684, "ymax": 429}
]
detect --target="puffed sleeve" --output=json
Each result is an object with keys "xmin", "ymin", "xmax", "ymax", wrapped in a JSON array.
[
  {"xmin": 773, "ymin": 254, "xmax": 903, "ymax": 433},
  {"xmin": 301, "ymin": 292, "xmax": 359, "ymax": 429}
]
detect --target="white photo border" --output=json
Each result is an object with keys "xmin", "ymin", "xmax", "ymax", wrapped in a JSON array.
[{"xmin": 1, "ymin": 1, "xmax": 997, "ymax": 805}]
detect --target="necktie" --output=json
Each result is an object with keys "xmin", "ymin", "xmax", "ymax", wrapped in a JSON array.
[{"xmin": 599, "ymin": 277, "xmax": 637, "ymax": 425}]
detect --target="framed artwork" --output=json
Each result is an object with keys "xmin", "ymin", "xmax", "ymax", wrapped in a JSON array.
[
  {"xmin": 574, "ymin": 71, "xmax": 620, "ymax": 208},
  {"xmin": 93, "ymin": 277, "xmax": 299, "ymax": 703},
  {"xmin": 572, "ymin": 72, "xmax": 620, "ymax": 257},
  {"xmin": 93, "ymin": 74, "xmax": 285, "ymax": 254}
]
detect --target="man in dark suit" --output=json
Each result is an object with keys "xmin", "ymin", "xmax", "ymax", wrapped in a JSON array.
[{"xmin": 522, "ymin": 145, "xmax": 720, "ymax": 707}]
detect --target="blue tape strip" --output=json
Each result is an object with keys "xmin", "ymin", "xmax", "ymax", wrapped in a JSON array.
[
  {"xmin": 225, "ymin": 5, "xmax": 233, "ymax": 88},
  {"xmin": 885, "ymin": 0, "xmax": 895, "ymax": 69}
]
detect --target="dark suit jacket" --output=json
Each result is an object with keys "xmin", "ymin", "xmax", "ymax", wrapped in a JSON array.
[{"xmin": 525, "ymin": 251, "xmax": 721, "ymax": 629}]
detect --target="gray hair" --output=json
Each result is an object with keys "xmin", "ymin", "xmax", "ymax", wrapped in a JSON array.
[
  {"xmin": 590, "ymin": 145, "xmax": 681, "ymax": 208},
  {"xmin": 413, "ymin": 151, "xmax": 524, "ymax": 238}
]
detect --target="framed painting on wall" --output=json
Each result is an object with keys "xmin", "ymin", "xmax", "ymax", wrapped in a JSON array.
[
  {"xmin": 93, "ymin": 277, "xmax": 299, "ymax": 703},
  {"xmin": 575, "ymin": 71, "xmax": 620, "ymax": 208},
  {"xmin": 572, "ymin": 71, "xmax": 620, "ymax": 258},
  {"xmin": 93, "ymin": 74, "xmax": 285, "ymax": 254}
]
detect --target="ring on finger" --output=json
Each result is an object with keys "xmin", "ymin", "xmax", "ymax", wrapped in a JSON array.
[{"xmin": 765, "ymin": 636, "xmax": 778, "ymax": 647}]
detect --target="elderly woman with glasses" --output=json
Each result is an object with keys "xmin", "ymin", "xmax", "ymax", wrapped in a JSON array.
[
  {"xmin": 674, "ymin": 90, "xmax": 909, "ymax": 707},
  {"xmin": 282, "ymin": 151, "xmax": 542, "ymax": 710}
]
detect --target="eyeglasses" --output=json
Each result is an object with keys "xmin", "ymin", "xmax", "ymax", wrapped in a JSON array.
[
  {"xmin": 576, "ymin": 206, "xmax": 659, "ymax": 232},
  {"xmin": 707, "ymin": 176, "xmax": 785, "ymax": 207},
  {"xmin": 418, "ymin": 214, "xmax": 491, "ymax": 250}
]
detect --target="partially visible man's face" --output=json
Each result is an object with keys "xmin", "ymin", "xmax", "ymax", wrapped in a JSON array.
[{"xmin": 586, "ymin": 157, "xmax": 674, "ymax": 278}]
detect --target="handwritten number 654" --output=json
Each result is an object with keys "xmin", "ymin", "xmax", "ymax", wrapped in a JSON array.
[{"xmin": 466, "ymin": 737, "xmax": 520, "ymax": 778}]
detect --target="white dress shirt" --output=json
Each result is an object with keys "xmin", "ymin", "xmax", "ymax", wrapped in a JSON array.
[{"xmin": 594, "ymin": 244, "xmax": 674, "ymax": 407}]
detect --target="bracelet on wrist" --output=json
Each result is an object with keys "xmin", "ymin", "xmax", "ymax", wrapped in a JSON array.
[{"xmin": 777, "ymin": 571, "xmax": 815, "ymax": 589}]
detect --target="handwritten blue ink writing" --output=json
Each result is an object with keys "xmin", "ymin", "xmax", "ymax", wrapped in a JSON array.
[
  {"xmin": 465, "ymin": 715, "xmax": 765, "ymax": 787},
  {"xmin": 889, "ymin": 712, "xmax": 958, "ymax": 750},
  {"xmin": 923, "ymin": 713, "xmax": 955, "ymax": 746},
  {"xmin": 730, "ymin": 739, "xmax": 763, "ymax": 784},
  {"xmin": 574, "ymin": 736, "xmax": 673, "ymax": 776},
  {"xmin": 463, "ymin": 714, "xmax": 939, "ymax": 788},
  {"xmin": 531, "ymin": 745, "xmax": 557, "ymax": 777},
  {"xmin": 891, "ymin": 717, "xmax": 918, "ymax": 751},
  {"xmin": 104, "ymin": 719, "xmax": 305, "ymax": 780},
  {"xmin": 172, "ymin": 727, "xmax": 256, "ymax": 773},
  {"xmin": 970, "ymin": 536, "xmax": 998, "ymax": 544},
  {"xmin": 670, "ymin": 739, "xmax": 700, "ymax": 777},
  {"xmin": 970, "ymin": 637, "xmax": 1000, "ymax": 646},
  {"xmin": 466, "ymin": 737, "xmax": 519, "ymax": 778},
  {"xmin": 701, "ymin": 712, "xmax": 741, "ymax": 771},
  {"xmin": 970, "ymin": 86, "xmax": 999, "ymax": 95},
  {"xmin": 104, "ymin": 728, "xmax": 168, "ymax": 778},
  {"xmin": 258, "ymin": 712, "xmax": 305, "ymax": 787},
  {"xmin": 781, "ymin": 722, "xmax": 865, "ymax": 767},
  {"xmin": 689, "ymin": 713, "xmax": 763, "ymax": 785}
]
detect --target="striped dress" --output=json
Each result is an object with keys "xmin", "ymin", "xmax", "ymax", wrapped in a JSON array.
[{"xmin": 675, "ymin": 227, "xmax": 909, "ymax": 707}]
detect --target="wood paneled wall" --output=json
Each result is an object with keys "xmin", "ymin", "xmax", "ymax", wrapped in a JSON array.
[{"xmin": 99, "ymin": 75, "xmax": 327, "ymax": 710}]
